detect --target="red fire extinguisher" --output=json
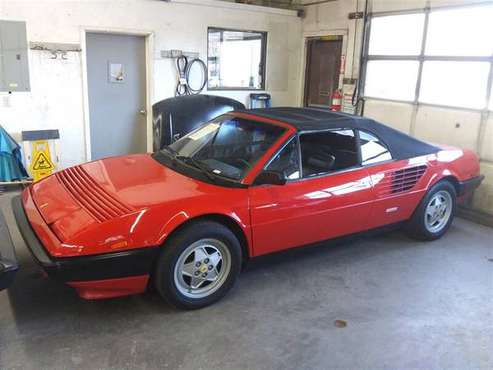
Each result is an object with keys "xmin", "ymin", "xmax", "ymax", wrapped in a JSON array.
[{"xmin": 330, "ymin": 89, "xmax": 342, "ymax": 112}]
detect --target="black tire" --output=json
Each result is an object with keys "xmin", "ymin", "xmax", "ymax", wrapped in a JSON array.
[
  {"xmin": 155, "ymin": 221, "xmax": 242, "ymax": 309},
  {"xmin": 406, "ymin": 180, "xmax": 457, "ymax": 241}
]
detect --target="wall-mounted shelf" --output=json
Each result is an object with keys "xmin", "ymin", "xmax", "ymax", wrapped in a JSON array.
[
  {"xmin": 29, "ymin": 42, "xmax": 81, "ymax": 59},
  {"xmin": 160, "ymin": 49, "xmax": 199, "ymax": 59}
]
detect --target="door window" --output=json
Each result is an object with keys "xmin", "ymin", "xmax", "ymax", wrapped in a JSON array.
[
  {"xmin": 299, "ymin": 130, "xmax": 359, "ymax": 178},
  {"xmin": 359, "ymin": 130, "xmax": 392, "ymax": 165},
  {"xmin": 265, "ymin": 138, "xmax": 300, "ymax": 180}
]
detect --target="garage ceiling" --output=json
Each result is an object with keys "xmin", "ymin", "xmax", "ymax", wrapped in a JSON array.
[
  {"xmin": 233, "ymin": 0, "xmax": 301, "ymax": 9},
  {"xmin": 219, "ymin": 0, "xmax": 337, "ymax": 11},
  {"xmin": 219, "ymin": 0, "xmax": 302, "ymax": 10}
]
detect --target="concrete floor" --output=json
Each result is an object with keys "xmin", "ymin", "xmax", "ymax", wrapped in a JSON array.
[{"xmin": 0, "ymin": 191, "xmax": 492, "ymax": 370}]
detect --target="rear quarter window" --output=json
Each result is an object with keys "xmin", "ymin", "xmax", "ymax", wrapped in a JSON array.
[{"xmin": 359, "ymin": 130, "xmax": 392, "ymax": 165}]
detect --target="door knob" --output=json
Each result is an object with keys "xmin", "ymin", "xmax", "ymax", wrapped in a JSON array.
[{"xmin": 139, "ymin": 109, "xmax": 147, "ymax": 116}]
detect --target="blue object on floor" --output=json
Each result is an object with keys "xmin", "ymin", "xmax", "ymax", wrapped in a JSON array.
[{"xmin": 0, "ymin": 125, "xmax": 28, "ymax": 182}]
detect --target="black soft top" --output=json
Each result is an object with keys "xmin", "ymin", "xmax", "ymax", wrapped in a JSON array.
[{"xmin": 239, "ymin": 107, "xmax": 440, "ymax": 160}]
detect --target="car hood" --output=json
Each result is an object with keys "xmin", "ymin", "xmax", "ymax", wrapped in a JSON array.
[
  {"xmin": 31, "ymin": 154, "xmax": 216, "ymax": 242},
  {"xmin": 80, "ymin": 154, "xmax": 212, "ymax": 208}
]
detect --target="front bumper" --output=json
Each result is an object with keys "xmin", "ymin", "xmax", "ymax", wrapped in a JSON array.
[
  {"xmin": 0, "ymin": 206, "xmax": 19, "ymax": 291},
  {"xmin": 458, "ymin": 175, "xmax": 484, "ymax": 196},
  {"xmin": 11, "ymin": 194, "xmax": 159, "ymax": 298}
]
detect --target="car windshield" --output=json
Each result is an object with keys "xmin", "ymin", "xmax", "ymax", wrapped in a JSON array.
[{"xmin": 163, "ymin": 117, "xmax": 285, "ymax": 181}]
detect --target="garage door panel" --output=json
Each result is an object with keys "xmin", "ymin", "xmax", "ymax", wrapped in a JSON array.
[
  {"xmin": 364, "ymin": 99, "xmax": 413, "ymax": 134},
  {"xmin": 371, "ymin": 0, "xmax": 426, "ymax": 13},
  {"xmin": 414, "ymin": 106, "xmax": 480, "ymax": 151}
]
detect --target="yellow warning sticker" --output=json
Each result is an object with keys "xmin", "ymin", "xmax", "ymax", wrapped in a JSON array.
[
  {"xmin": 32, "ymin": 152, "xmax": 54, "ymax": 171},
  {"xmin": 29, "ymin": 140, "xmax": 56, "ymax": 182}
]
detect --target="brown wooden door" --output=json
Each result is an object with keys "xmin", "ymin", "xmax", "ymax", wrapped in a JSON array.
[{"xmin": 304, "ymin": 38, "xmax": 342, "ymax": 107}]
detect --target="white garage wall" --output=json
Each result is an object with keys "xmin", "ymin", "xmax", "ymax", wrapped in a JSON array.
[
  {"xmin": 0, "ymin": 0, "xmax": 302, "ymax": 168},
  {"xmin": 2, "ymin": 0, "xmax": 491, "ymax": 215},
  {"xmin": 302, "ymin": 0, "xmax": 493, "ymax": 216}
]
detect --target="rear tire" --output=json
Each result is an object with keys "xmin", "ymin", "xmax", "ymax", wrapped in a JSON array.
[
  {"xmin": 406, "ymin": 180, "xmax": 456, "ymax": 241},
  {"xmin": 155, "ymin": 221, "xmax": 242, "ymax": 309}
]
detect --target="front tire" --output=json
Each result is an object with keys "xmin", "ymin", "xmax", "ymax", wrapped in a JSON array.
[
  {"xmin": 406, "ymin": 180, "xmax": 457, "ymax": 241},
  {"xmin": 155, "ymin": 221, "xmax": 242, "ymax": 309}
]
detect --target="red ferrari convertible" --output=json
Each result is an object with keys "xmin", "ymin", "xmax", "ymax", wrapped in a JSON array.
[{"xmin": 8, "ymin": 108, "xmax": 483, "ymax": 309}]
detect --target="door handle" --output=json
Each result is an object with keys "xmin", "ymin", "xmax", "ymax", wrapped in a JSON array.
[{"xmin": 139, "ymin": 109, "xmax": 147, "ymax": 116}]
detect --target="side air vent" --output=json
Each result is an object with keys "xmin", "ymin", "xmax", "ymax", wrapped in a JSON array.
[
  {"xmin": 377, "ymin": 165, "xmax": 427, "ymax": 197},
  {"xmin": 56, "ymin": 166, "xmax": 133, "ymax": 222}
]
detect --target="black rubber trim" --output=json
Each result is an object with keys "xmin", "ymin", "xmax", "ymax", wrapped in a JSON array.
[
  {"xmin": 12, "ymin": 195, "xmax": 52, "ymax": 265},
  {"xmin": 0, "ymin": 207, "xmax": 19, "ymax": 291},
  {"xmin": 44, "ymin": 247, "xmax": 160, "ymax": 282},
  {"xmin": 11, "ymin": 195, "xmax": 160, "ymax": 282},
  {"xmin": 457, "ymin": 175, "xmax": 484, "ymax": 196}
]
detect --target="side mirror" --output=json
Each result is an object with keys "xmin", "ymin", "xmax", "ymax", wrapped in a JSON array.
[{"xmin": 254, "ymin": 171, "xmax": 286, "ymax": 186}]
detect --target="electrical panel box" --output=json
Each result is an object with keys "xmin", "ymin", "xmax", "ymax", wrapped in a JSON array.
[{"xmin": 0, "ymin": 20, "xmax": 30, "ymax": 92}]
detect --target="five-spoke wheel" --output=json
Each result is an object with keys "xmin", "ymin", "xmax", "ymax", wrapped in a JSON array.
[
  {"xmin": 155, "ymin": 221, "xmax": 242, "ymax": 309},
  {"xmin": 407, "ymin": 180, "xmax": 456, "ymax": 240},
  {"xmin": 174, "ymin": 239, "xmax": 231, "ymax": 299},
  {"xmin": 424, "ymin": 190, "xmax": 453, "ymax": 233}
]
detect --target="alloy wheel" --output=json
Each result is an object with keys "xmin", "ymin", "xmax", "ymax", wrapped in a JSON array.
[
  {"xmin": 425, "ymin": 190, "xmax": 453, "ymax": 233},
  {"xmin": 173, "ymin": 238, "xmax": 231, "ymax": 299}
]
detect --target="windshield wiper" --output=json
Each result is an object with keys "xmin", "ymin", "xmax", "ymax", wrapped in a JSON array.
[{"xmin": 176, "ymin": 156, "xmax": 217, "ymax": 182}]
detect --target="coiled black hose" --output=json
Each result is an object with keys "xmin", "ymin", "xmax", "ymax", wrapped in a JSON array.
[{"xmin": 175, "ymin": 56, "xmax": 207, "ymax": 96}]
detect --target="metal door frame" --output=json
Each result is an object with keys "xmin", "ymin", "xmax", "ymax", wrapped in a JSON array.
[{"xmin": 80, "ymin": 27, "xmax": 154, "ymax": 161}]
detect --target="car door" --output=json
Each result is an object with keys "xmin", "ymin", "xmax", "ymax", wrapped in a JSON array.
[
  {"xmin": 358, "ymin": 130, "xmax": 429, "ymax": 228},
  {"xmin": 249, "ymin": 130, "xmax": 374, "ymax": 257}
]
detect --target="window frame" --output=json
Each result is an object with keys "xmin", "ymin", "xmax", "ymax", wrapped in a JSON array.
[
  {"xmin": 360, "ymin": 2, "xmax": 493, "ymax": 112},
  {"xmin": 207, "ymin": 26, "xmax": 268, "ymax": 91},
  {"xmin": 357, "ymin": 129, "xmax": 393, "ymax": 167},
  {"xmin": 259, "ymin": 128, "xmax": 368, "ymax": 184},
  {"xmin": 298, "ymin": 129, "xmax": 362, "ymax": 180},
  {"xmin": 263, "ymin": 135, "xmax": 302, "ymax": 182},
  {"xmin": 167, "ymin": 116, "xmax": 286, "ymax": 184}
]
